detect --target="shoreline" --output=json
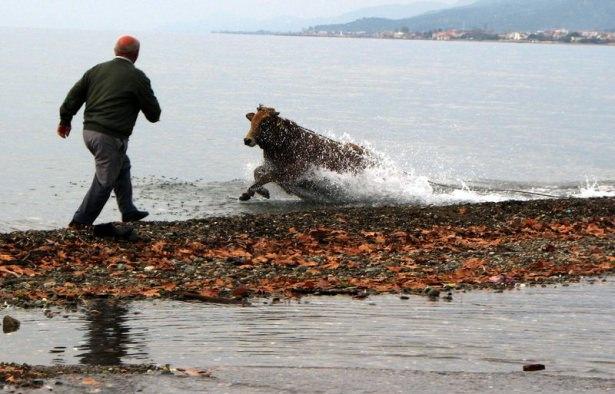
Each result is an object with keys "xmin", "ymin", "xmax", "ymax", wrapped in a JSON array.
[
  {"xmin": 3, "ymin": 363, "xmax": 614, "ymax": 391},
  {"xmin": 0, "ymin": 197, "xmax": 613, "ymax": 308},
  {"xmin": 216, "ymin": 31, "xmax": 615, "ymax": 47},
  {"xmin": 0, "ymin": 364, "xmax": 167, "ymax": 389}
]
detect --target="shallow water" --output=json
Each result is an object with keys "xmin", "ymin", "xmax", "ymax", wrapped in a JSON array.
[
  {"xmin": 3, "ymin": 176, "xmax": 614, "ymax": 232},
  {"xmin": 0, "ymin": 29, "xmax": 614, "ymax": 232},
  {"xmin": 2, "ymin": 280, "xmax": 614, "ymax": 380}
]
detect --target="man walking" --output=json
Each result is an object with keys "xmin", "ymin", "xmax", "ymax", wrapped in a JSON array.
[{"xmin": 58, "ymin": 35, "xmax": 161, "ymax": 228}]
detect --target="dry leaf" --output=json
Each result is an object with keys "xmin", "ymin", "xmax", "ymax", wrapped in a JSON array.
[
  {"xmin": 463, "ymin": 258, "xmax": 487, "ymax": 270},
  {"xmin": 82, "ymin": 377, "xmax": 99, "ymax": 385}
]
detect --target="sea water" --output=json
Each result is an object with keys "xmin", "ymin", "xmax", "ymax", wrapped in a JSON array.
[
  {"xmin": 1, "ymin": 281, "xmax": 614, "ymax": 381},
  {"xmin": 0, "ymin": 28, "xmax": 613, "ymax": 231}
]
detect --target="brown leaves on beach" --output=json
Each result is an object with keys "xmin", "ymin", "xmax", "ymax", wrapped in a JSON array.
[
  {"xmin": 0, "ymin": 265, "xmax": 36, "ymax": 278},
  {"xmin": 0, "ymin": 364, "xmax": 45, "ymax": 387},
  {"xmin": 81, "ymin": 377, "xmax": 100, "ymax": 386},
  {"xmin": 585, "ymin": 223, "xmax": 606, "ymax": 237},
  {"xmin": 0, "ymin": 203, "xmax": 613, "ymax": 303},
  {"xmin": 0, "ymin": 254, "xmax": 14, "ymax": 261},
  {"xmin": 462, "ymin": 258, "xmax": 487, "ymax": 270}
]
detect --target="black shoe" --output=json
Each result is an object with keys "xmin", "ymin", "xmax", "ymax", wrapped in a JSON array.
[
  {"xmin": 68, "ymin": 221, "xmax": 92, "ymax": 230},
  {"xmin": 122, "ymin": 210, "xmax": 149, "ymax": 223}
]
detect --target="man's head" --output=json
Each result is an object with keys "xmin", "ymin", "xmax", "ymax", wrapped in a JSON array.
[{"xmin": 114, "ymin": 35, "xmax": 140, "ymax": 63}]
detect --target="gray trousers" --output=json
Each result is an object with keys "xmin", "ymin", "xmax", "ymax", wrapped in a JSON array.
[{"xmin": 73, "ymin": 130, "xmax": 138, "ymax": 225}]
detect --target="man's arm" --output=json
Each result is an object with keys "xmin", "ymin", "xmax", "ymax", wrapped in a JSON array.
[
  {"xmin": 136, "ymin": 71, "xmax": 161, "ymax": 123},
  {"xmin": 58, "ymin": 72, "xmax": 89, "ymax": 137}
]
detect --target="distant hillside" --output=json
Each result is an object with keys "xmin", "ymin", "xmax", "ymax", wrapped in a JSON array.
[
  {"xmin": 163, "ymin": 1, "xmax": 454, "ymax": 33},
  {"xmin": 310, "ymin": 0, "xmax": 615, "ymax": 33},
  {"xmin": 334, "ymin": 2, "xmax": 450, "ymax": 22},
  {"xmin": 256, "ymin": 2, "xmax": 453, "ymax": 32}
]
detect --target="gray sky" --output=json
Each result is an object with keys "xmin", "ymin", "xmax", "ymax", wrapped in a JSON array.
[{"xmin": 1, "ymin": 0, "xmax": 461, "ymax": 31}]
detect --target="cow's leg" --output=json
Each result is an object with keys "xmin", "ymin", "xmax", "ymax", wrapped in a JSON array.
[
  {"xmin": 240, "ymin": 165, "xmax": 275, "ymax": 201},
  {"xmin": 252, "ymin": 166, "xmax": 271, "ymax": 198}
]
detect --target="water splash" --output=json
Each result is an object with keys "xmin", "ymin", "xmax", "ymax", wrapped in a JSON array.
[
  {"xmin": 264, "ymin": 136, "xmax": 513, "ymax": 204},
  {"xmin": 576, "ymin": 178, "xmax": 615, "ymax": 198},
  {"xmin": 242, "ymin": 136, "xmax": 615, "ymax": 205},
  {"xmin": 303, "ymin": 163, "xmax": 512, "ymax": 205}
]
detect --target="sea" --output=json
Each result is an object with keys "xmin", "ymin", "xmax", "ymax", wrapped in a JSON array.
[{"xmin": 0, "ymin": 28, "xmax": 614, "ymax": 232}]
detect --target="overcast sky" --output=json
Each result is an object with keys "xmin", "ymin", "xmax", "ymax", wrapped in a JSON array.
[{"xmin": 1, "ymin": 0, "xmax": 461, "ymax": 31}]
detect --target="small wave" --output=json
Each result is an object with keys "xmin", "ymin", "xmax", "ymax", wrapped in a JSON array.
[
  {"xmin": 575, "ymin": 179, "xmax": 615, "ymax": 198},
  {"xmin": 300, "ymin": 166, "xmax": 512, "ymax": 205},
  {"xmin": 277, "ymin": 138, "xmax": 615, "ymax": 205}
]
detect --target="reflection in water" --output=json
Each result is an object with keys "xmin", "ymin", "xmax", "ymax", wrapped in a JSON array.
[
  {"xmin": 77, "ymin": 299, "xmax": 148, "ymax": 365},
  {"xmin": 4, "ymin": 281, "xmax": 611, "ymax": 379}
]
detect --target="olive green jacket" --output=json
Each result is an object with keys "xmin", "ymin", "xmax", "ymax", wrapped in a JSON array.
[{"xmin": 60, "ymin": 57, "xmax": 161, "ymax": 138}]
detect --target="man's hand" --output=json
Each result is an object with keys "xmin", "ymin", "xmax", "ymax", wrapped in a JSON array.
[{"xmin": 57, "ymin": 124, "xmax": 71, "ymax": 139}]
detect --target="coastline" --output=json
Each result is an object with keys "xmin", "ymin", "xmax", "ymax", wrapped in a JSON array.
[
  {"xmin": 216, "ymin": 31, "xmax": 615, "ymax": 47},
  {"xmin": 1, "ymin": 197, "xmax": 613, "ymax": 308}
]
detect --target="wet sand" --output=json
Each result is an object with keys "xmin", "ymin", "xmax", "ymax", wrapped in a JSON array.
[
  {"xmin": 2, "ymin": 364, "xmax": 614, "ymax": 392},
  {"xmin": 0, "ymin": 197, "xmax": 613, "ymax": 308}
]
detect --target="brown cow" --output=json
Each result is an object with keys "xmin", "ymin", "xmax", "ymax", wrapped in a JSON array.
[{"xmin": 240, "ymin": 105, "xmax": 374, "ymax": 201}]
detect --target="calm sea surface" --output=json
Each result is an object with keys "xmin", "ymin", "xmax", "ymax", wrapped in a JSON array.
[
  {"xmin": 2, "ymin": 281, "xmax": 614, "ymax": 391},
  {"xmin": 0, "ymin": 28, "xmax": 614, "ymax": 231}
]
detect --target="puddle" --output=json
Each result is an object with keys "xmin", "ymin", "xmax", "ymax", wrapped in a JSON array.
[{"xmin": 1, "ymin": 281, "xmax": 614, "ymax": 381}]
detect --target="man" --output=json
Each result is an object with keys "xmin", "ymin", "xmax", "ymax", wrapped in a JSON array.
[{"xmin": 58, "ymin": 35, "xmax": 161, "ymax": 229}]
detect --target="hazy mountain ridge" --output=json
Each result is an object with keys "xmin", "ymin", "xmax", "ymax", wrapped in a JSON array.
[
  {"xmin": 164, "ymin": 2, "xmax": 458, "ymax": 33},
  {"xmin": 311, "ymin": 0, "xmax": 615, "ymax": 33}
]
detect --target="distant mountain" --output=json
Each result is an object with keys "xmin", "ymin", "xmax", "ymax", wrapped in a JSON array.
[
  {"xmin": 332, "ymin": 2, "xmax": 451, "ymax": 22},
  {"xmin": 163, "ymin": 2, "xmax": 457, "ymax": 33},
  {"xmin": 230, "ymin": 2, "xmax": 453, "ymax": 33},
  {"xmin": 311, "ymin": 0, "xmax": 615, "ymax": 33}
]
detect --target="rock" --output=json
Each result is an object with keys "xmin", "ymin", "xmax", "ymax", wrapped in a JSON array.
[
  {"xmin": 443, "ymin": 292, "xmax": 453, "ymax": 301},
  {"xmin": 144, "ymin": 266, "xmax": 155, "ymax": 272},
  {"xmin": 226, "ymin": 257, "xmax": 245, "ymax": 266},
  {"xmin": 43, "ymin": 281, "xmax": 57, "ymax": 289},
  {"xmin": 3, "ymin": 315, "xmax": 21, "ymax": 333},
  {"xmin": 93, "ymin": 223, "xmax": 139, "ymax": 242},
  {"xmin": 31, "ymin": 379, "xmax": 45, "ymax": 387},
  {"xmin": 400, "ymin": 295, "xmax": 410, "ymax": 300},
  {"xmin": 523, "ymin": 364, "xmax": 546, "ymax": 372},
  {"xmin": 427, "ymin": 288, "xmax": 440, "ymax": 299}
]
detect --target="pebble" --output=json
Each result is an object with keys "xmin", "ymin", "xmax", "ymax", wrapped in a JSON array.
[
  {"xmin": 3, "ymin": 315, "xmax": 21, "ymax": 333},
  {"xmin": 43, "ymin": 281, "xmax": 57, "ymax": 289},
  {"xmin": 427, "ymin": 288, "xmax": 440, "ymax": 298},
  {"xmin": 144, "ymin": 266, "xmax": 155, "ymax": 272},
  {"xmin": 523, "ymin": 364, "xmax": 546, "ymax": 372}
]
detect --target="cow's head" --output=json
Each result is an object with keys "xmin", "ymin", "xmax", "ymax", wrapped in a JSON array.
[{"xmin": 244, "ymin": 105, "xmax": 280, "ymax": 147}]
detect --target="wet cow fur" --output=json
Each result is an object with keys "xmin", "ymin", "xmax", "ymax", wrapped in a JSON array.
[{"xmin": 240, "ymin": 106, "xmax": 373, "ymax": 201}]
